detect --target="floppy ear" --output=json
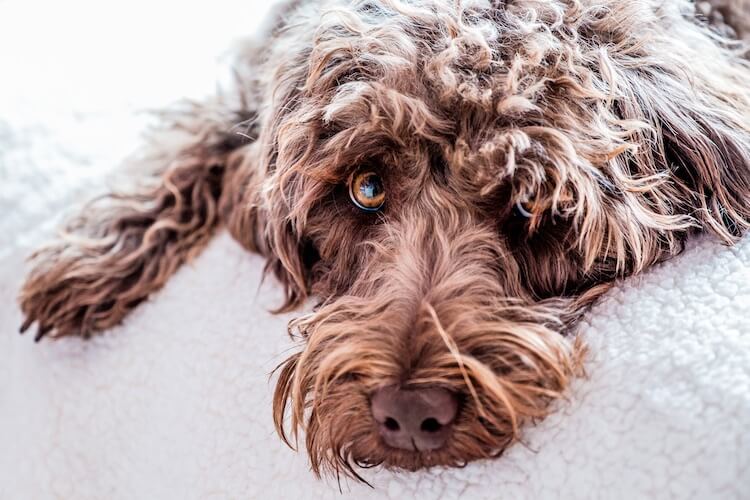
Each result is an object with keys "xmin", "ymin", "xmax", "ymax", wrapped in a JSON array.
[
  {"xmin": 656, "ymin": 93, "xmax": 750, "ymax": 242},
  {"xmin": 19, "ymin": 101, "xmax": 256, "ymax": 340},
  {"xmin": 221, "ymin": 35, "xmax": 321, "ymax": 313},
  {"xmin": 616, "ymin": 23, "xmax": 750, "ymax": 243},
  {"xmin": 220, "ymin": 144, "xmax": 312, "ymax": 312}
]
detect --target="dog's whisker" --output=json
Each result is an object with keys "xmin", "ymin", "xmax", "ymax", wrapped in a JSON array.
[
  {"xmin": 423, "ymin": 303, "xmax": 488, "ymax": 419},
  {"xmin": 16, "ymin": 0, "xmax": 750, "ymax": 483}
]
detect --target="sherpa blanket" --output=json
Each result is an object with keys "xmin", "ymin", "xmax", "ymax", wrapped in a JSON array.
[{"xmin": 1, "ymin": 0, "xmax": 749, "ymax": 499}]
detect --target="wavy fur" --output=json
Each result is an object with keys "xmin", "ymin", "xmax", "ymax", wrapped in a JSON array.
[{"xmin": 19, "ymin": 0, "xmax": 750, "ymax": 481}]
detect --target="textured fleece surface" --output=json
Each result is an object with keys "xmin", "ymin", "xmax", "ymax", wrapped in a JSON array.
[{"xmin": 1, "ymin": 1, "xmax": 749, "ymax": 499}]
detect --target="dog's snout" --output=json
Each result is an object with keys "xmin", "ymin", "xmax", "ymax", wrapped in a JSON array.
[{"xmin": 370, "ymin": 386, "xmax": 458, "ymax": 451}]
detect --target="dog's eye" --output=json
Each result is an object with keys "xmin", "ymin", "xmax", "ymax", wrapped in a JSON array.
[{"xmin": 349, "ymin": 171, "xmax": 385, "ymax": 211}]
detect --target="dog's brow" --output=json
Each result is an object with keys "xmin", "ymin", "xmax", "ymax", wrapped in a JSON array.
[{"xmin": 16, "ymin": 0, "xmax": 750, "ymax": 482}]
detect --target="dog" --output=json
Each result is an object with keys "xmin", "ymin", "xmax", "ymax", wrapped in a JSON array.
[{"xmin": 18, "ymin": 0, "xmax": 750, "ymax": 482}]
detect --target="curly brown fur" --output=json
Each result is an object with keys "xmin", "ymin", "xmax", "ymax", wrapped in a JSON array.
[
  {"xmin": 19, "ymin": 0, "xmax": 750, "ymax": 481},
  {"xmin": 18, "ymin": 103, "xmax": 255, "ymax": 339}
]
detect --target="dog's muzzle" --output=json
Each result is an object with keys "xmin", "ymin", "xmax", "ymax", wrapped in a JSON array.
[{"xmin": 370, "ymin": 385, "xmax": 459, "ymax": 451}]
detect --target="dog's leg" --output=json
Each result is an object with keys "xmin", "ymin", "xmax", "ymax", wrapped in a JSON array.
[{"xmin": 18, "ymin": 101, "xmax": 255, "ymax": 340}]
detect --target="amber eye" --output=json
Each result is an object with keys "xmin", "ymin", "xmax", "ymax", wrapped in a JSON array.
[{"xmin": 349, "ymin": 171, "xmax": 385, "ymax": 211}]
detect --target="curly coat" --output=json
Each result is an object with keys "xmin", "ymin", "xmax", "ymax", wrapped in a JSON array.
[{"xmin": 19, "ymin": 0, "xmax": 750, "ymax": 481}]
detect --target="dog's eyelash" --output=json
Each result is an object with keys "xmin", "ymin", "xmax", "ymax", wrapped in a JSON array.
[{"xmin": 17, "ymin": 0, "xmax": 750, "ymax": 482}]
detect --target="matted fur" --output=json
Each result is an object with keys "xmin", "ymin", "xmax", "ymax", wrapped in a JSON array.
[{"xmin": 19, "ymin": 0, "xmax": 750, "ymax": 481}]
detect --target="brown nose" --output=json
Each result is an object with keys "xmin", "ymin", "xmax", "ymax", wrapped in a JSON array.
[{"xmin": 370, "ymin": 386, "xmax": 458, "ymax": 451}]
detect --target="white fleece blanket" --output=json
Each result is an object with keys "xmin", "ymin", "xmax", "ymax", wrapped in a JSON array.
[{"xmin": 1, "ymin": 1, "xmax": 750, "ymax": 499}]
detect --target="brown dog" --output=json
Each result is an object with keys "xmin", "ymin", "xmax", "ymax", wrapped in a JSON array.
[{"xmin": 18, "ymin": 0, "xmax": 750, "ymax": 481}]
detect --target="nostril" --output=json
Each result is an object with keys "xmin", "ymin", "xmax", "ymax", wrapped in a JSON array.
[
  {"xmin": 420, "ymin": 417, "xmax": 442, "ymax": 433},
  {"xmin": 371, "ymin": 385, "xmax": 458, "ymax": 451},
  {"xmin": 384, "ymin": 417, "xmax": 400, "ymax": 432}
]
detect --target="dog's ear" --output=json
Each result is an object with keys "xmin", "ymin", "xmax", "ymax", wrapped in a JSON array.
[
  {"xmin": 19, "ymin": 102, "xmax": 257, "ymax": 339},
  {"xmin": 220, "ymin": 45, "xmax": 324, "ymax": 313},
  {"xmin": 617, "ymin": 34, "xmax": 750, "ymax": 243},
  {"xmin": 262, "ymin": 218, "xmax": 313, "ymax": 312},
  {"xmin": 656, "ymin": 94, "xmax": 750, "ymax": 242},
  {"xmin": 221, "ymin": 149, "xmax": 311, "ymax": 312}
]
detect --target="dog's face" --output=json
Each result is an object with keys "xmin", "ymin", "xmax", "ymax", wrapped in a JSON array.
[
  {"xmin": 234, "ymin": 0, "xmax": 750, "ymax": 478},
  {"xmin": 12, "ymin": 0, "xmax": 748, "ymax": 479},
  {"xmin": 14, "ymin": 0, "xmax": 750, "ymax": 482}
]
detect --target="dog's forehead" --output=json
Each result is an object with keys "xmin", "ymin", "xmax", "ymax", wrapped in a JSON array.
[
  {"xmin": 307, "ymin": 0, "xmax": 556, "ymax": 169},
  {"xmin": 272, "ymin": 0, "xmax": 619, "ymax": 202}
]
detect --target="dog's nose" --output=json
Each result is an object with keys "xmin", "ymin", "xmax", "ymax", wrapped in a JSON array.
[{"xmin": 370, "ymin": 386, "xmax": 458, "ymax": 451}]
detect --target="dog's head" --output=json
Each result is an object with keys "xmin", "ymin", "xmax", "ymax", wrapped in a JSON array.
[{"xmin": 224, "ymin": 0, "xmax": 750, "ymax": 479}]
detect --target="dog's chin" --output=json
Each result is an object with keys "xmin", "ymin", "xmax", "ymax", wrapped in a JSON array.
[{"xmin": 272, "ymin": 299, "xmax": 586, "ymax": 481}]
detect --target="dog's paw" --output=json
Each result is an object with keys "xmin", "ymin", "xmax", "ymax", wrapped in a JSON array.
[
  {"xmin": 19, "ymin": 299, "xmax": 107, "ymax": 342},
  {"xmin": 19, "ymin": 309, "xmax": 77, "ymax": 342},
  {"xmin": 18, "ymin": 265, "xmax": 120, "ymax": 341},
  {"xmin": 17, "ymin": 242, "xmax": 147, "ymax": 341}
]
